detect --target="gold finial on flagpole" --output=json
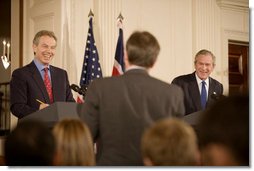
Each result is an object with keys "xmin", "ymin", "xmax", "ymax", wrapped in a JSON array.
[
  {"xmin": 117, "ymin": 12, "xmax": 124, "ymax": 28},
  {"xmin": 88, "ymin": 9, "xmax": 94, "ymax": 17},
  {"xmin": 117, "ymin": 12, "xmax": 124, "ymax": 22}
]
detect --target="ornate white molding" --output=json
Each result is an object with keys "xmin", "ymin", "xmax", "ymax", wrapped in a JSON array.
[
  {"xmin": 192, "ymin": 0, "xmax": 221, "ymax": 53},
  {"xmin": 223, "ymin": 29, "xmax": 249, "ymax": 42},
  {"xmin": 216, "ymin": 0, "xmax": 249, "ymax": 11},
  {"xmin": 94, "ymin": 0, "xmax": 123, "ymax": 76}
]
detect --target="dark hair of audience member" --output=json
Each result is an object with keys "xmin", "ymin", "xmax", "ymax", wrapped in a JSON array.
[
  {"xmin": 198, "ymin": 95, "xmax": 249, "ymax": 166},
  {"xmin": 4, "ymin": 119, "xmax": 56, "ymax": 166}
]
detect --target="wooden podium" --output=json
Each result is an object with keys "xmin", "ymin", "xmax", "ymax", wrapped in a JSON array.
[{"xmin": 19, "ymin": 102, "xmax": 80, "ymax": 128}]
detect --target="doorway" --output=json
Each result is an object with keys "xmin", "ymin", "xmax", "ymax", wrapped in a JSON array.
[{"xmin": 228, "ymin": 41, "xmax": 249, "ymax": 96}]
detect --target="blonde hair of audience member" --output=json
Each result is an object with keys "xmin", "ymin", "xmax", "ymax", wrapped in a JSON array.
[
  {"xmin": 141, "ymin": 118, "xmax": 200, "ymax": 166},
  {"xmin": 53, "ymin": 118, "xmax": 95, "ymax": 166}
]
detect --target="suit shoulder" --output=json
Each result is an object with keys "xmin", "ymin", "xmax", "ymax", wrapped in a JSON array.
[
  {"xmin": 51, "ymin": 65, "xmax": 66, "ymax": 72},
  {"xmin": 12, "ymin": 64, "xmax": 32, "ymax": 75},
  {"xmin": 172, "ymin": 73, "xmax": 194, "ymax": 83}
]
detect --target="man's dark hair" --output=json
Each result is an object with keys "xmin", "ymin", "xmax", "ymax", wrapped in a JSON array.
[
  {"xmin": 126, "ymin": 31, "xmax": 160, "ymax": 68},
  {"xmin": 33, "ymin": 30, "xmax": 57, "ymax": 46},
  {"xmin": 4, "ymin": 120, "xmax": 56, "ymax": 166},
  {"xmin": 198, "ymin": 95, "xmax": 249, "ymax": 165}
]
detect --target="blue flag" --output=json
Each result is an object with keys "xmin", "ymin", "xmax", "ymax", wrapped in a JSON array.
[
  {"xmin": 112, "ymin": 28, "xmax": 125, "ymax": 76},
  {"xmin": 80, "ymin": 17, "xmax": 103, "ymax": 87}
]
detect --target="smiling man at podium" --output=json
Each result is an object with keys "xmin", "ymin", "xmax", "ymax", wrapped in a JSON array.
[{"xmin": 10, "ymin": 30, "xmax": 75, "ymax": 119}]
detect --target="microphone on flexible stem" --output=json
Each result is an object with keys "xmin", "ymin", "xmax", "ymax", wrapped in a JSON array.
[
  {"xmin": 70, "ymin": 84, "xmax": 87, "ymax": 96},
  {"xmin": 70, "ymin": 84, "xmax": 80, "ymax": 93},
  {"xmin": 80, "ymin": 84, "xmax": 88, "ymax": 96}
]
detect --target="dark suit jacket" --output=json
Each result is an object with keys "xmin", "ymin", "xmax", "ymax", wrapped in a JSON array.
[
  {"xmin": 10, "ymin": 61, "xmax": 75, "ymax": 119},
  {"xmin": 172, "ymin": 72, "xmax": 223, "ymax": 115},
  {"xmin": 77, "ymin": 69, "xmax": 185, "ymax": 166}
]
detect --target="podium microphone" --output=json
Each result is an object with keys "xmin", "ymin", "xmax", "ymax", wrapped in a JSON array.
[
  {"xmin": 70, "ymin": 84, "xmax": 80, "ymax": 93},
  {"xmin": 70, "ymin": 84, "xmax": 87, "ymax": 96},
  {"xmin": 80, "ymin": 84, "xmax": 88, "ymax": 96}
]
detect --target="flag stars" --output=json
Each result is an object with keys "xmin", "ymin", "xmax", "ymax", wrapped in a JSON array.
[{"xmin": 80, "ymin": 18, "xmax": 103, "ymax": 87}]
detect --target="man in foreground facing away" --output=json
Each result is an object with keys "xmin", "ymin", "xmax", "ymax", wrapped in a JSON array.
[{"xmin": 78, "ymin": 30, "xmax": 185, "ymax": 166}]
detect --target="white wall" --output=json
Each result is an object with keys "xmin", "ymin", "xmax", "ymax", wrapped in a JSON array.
[
  {"xmin": 18, "ymin": 0, "xmax": 249, "ymax": 90},
  {"xmin": 60, "ymin": 0, "xmax": 249, "ymax": 91}
]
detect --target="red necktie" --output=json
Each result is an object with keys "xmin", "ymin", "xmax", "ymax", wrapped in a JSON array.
[{"xmin": 44, "ymin": 68, "xmax": 53, "ymax": 103}]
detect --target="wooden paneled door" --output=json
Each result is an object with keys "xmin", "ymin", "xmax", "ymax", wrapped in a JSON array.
[{"xmin": 228, "ymin": 41, "xmax": 249, "ymax": 96}]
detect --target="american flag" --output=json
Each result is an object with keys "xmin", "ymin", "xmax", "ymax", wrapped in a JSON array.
[
  {"xmin": 80, "ymin": 17, "xmax": 103, "ymax": 87},
  {"xmin": 112, "ymin": 27, "xmax": 125, "ymax": 76}
]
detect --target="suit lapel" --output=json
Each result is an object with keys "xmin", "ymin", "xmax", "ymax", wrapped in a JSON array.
[
  {"xmin": 189, "ymin": 73, "xmax": 202, "ymax": 110},
  {"xmin": 29, "ymin": 62, "xmax": 51, "ymax": 103},
  {"xmin": 50, "ymin": 67, "xmax": 58, "ymax": 101},
  {"xmin": 208, "ymin": 77, "xmax": 216, "ymax": 102}
]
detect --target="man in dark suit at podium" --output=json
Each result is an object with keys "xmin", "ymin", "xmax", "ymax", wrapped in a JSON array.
[
  {"xmin": 171, "ymin": 49, "xmax": 223, "ymax": 115},
  {"xmin": 78, "ymin": 31, "xmax": 185, "ymax": 166},
  {"xmin": 10, "ymin": 30, "xmax": 75, "ymax": 119}
]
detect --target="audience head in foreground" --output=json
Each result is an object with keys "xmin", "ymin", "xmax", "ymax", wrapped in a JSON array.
[
  {"xmin": 198, "ymin": 95, "xmax": 249, "ymax": 166},
  {"xmin": 53, "ymin": 118, "xmax": 95, "ymax": 166},
  {"xmin": 4, "ymin": 120, "xmax": 56, "ymax": 166},
  {"xmin": 141, "ymin": 118, "xmax": 199, "ymax": 166}
]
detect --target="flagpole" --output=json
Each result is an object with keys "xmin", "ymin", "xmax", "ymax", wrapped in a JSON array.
[
  {"xmin": 78, "ymin": 8, "xmax": 102, "ymax": 102},
  {"xmin": 112, "ymin": 13, "xmax": 125, "ymax": 76}
]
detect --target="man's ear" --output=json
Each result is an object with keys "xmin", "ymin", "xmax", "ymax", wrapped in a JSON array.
[
  {"xmin": 32, "ymin": 44, "xmax": 37, "ymax": 55},
  {"xmin": 143, "ymin": 157, "xmax": 154, "ymax": 166}
]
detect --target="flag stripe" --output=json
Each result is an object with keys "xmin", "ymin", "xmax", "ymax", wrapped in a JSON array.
[
  {"xmin": 80, "ymin": 17, "xmax": 103, "ymax": 87},
  {"xmin": 113, "ymin": 60, "xmax": 124, "ymax": 75},
  {"xmin": 112, "ymin": 28, "xmax": 124, "ymax": 76}
]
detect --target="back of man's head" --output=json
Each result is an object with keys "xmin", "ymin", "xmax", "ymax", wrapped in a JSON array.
[
  {"xmin": 126, "ymin": 31, "xmax": 160, "ymax": 68},
  {"xmin": 141, "ymin": 118, "xmax": 199, "ymax": 166},
  {"xmin": 198, "ymin": 95, "xmax": 249, "ymax": 166},
  {"xmin": 4, "ymin": 120, "xmax": 56, "ymax": 166}
]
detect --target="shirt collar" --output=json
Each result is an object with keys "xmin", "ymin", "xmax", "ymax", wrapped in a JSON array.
[
  {"xmin": 125, "ymin": 65, "xmax": 146, "ymax": 72},
  {"xmin": 33, "ymin": 58, "xmax": 50, "ymax": 71},
  {"xmin": 195, "ymin": 72, "xmax": 209, "ymax": 85}
]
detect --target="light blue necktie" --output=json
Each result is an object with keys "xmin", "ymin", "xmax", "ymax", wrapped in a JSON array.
[{"xmin": 201, "ymin": 81, "xmax": 207, "ymax": 109}]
